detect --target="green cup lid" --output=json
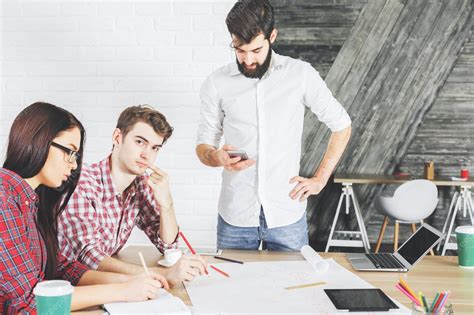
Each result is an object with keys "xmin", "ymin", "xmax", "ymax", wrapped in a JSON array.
[
  {"xmin": 455, "ymin": 226, "xmax": 474, "ymax": 234},
  {"xmin": 33, "ymin": 280, "xmax": 73, "ymax": 297}
]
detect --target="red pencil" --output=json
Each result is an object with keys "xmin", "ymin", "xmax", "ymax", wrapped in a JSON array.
[
  {"xmin": 210, "ymin": 264, "xmax": 230, "ymax": 278},
  {"xmin": 179, "ymin": 231, "xmax": 196, "ymax": 254},
  {"xmin": 433, "ymin": 292, "xmax": 445, "ymax": 311},
  {"xmin": 179, "ymin": 231, "xmax": 230, "ymax": 278}
]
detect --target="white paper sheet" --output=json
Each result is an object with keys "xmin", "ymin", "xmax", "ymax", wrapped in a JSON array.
[
  {"xmin": 184, "ymin": 259, "xmax": 409, "ymax": 314},
  {"xmin": 104, "ymin": 289, "xmax": 191, "ymax": 315}
]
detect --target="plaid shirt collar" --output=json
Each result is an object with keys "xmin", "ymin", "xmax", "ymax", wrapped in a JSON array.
[
  {"xmin": 99, "ymin": 155, "xmax": 139, "ymax": 202},
  {"xmin": 0, "ymin": 168, "xmax": 38, "ymax": 209}
]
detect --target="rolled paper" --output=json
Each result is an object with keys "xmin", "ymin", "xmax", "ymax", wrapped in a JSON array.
[{"xmin": 301, "ymin": 245, "xmax": 329, "ymax": 274}]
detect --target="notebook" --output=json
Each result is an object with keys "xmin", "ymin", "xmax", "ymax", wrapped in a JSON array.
[
  {"xmin": 103, "ymin": 289, "xmax": 190, "ymax": 314},
  {"xmin": 346, "ymin": 223, "xmax": 442, "ymax": 272}
]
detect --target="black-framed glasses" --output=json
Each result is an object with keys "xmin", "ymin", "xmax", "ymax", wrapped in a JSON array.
[{"xmin": 51, "ymin": 142, "xmax": 81, "ymax": 164}]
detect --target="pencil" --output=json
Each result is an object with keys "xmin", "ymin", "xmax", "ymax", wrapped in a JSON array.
[
  {"xmin": 138, "ymin": 251, "xmax": 151, "ymax": 278},
  {"xmin": 436, "ymin": 291, "xmax": 450, "ymax": 312},
  {"xmin": 210, "ymin": 265, "xmax": 230, "ymax": 277},
  {"xmin": 419, "ymin": 291, "xmax": 429, "ymax": 312},
  {"xmin": 429, "ymin": 292, "xmax": 440, "ymax": 312},
  {"xmin": 395, "ymin": 284, "xmax": 421, "ymax": 306},
  {"xmin": 399, "ymin": 277, "xmax": 420, "ymax": 304},
  {"xmin": 433, "ymin": 292, "xmax": 445, "ymax": 311},
  {"xmin": 285, "ymin": 281, "xmax": 326, "ymax": 290},
  {"xmin": 179, "ymin": 231, "xmax": 230, "ymax": 278},
  {"xmin": 214, "ymin": 256, "xmax": 244, "ymax": 264}
]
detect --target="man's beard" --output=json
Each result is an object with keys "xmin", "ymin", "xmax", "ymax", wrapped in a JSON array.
[{"xmin": 237, "ymin": 45, "xmax": 272, "ymax": 79}]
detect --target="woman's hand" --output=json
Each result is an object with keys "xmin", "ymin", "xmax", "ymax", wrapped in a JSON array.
[{"xmin": 119, "ymin": 273, "xmax": 170, "ymax": 301}]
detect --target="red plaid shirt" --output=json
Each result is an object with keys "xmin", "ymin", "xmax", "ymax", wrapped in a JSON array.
[
  {"xmin": 57, "ymin": 156, "xmax": 178, "ymax": 269},
  {"xmin": 0, "ymin": 168, "xmax": 88, "ymax": 315}
]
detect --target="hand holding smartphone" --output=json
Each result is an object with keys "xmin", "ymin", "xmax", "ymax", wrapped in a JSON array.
[{"xmin": 227, "ymin": 150, "xmax": 249, "ymax": 161}]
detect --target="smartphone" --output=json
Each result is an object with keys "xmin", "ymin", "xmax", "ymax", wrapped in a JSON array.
[{"xmin": 227, "ymin": 150, "xmax": 249, "ymax": 161}]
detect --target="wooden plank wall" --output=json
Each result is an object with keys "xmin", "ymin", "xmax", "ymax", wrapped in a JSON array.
[
  {"xmin": 273, "ymin": 0, "xmax": 368, "ymax": 78},
  {"xmin": 273, "ymin": 0, "xmax": 473, "ymax": 250},
  {"xmin": 393, "ymin": 29, "xmax": 474, "ymax": 238}
]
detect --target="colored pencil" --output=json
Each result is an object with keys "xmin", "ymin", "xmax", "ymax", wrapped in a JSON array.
[
  {"xmin": 214, "ymin": 256, "xmax": 244, "ymax": 264},
  {"xmin": 210, "ymin": 264, "xmax": 230, "ymax": 277},
  {"xmin": 436, "ymin": 291, "xmax": 450, "ymax": 312},
  {"xmin": 429, "ymin": 292, "xmax": 440, "ymax": 312},
  {"xmin": 285, "ymin": 281, "xmax": 326, "ymax": 290},
  {"xmin": 179, "ymin": 231, "xmax": 196, "ymax": 254},
  {"xmin": 399, "ymin": 277, "xmax": 420, "ymax": 304},
  {"xmin": 395, "ymin": 284, "xmax": 421, "ymax": 306},
  {"xmin": 419, "ymin": 292, "xmax": 429, "ymax": 312},
  {"xmin": 179, "ymin": 231, "xmax": 230, "ymax": 278},
  {"xmin": 433, "ymin": 292, "xmax": 445, "ymax": 311}
]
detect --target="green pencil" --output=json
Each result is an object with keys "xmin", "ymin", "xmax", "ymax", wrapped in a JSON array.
[
  {"xmin": 429, "ymin": 293, "xmax": 440, "ymax": 312},
  {"xmin": 419, "ymin": 292, "xmax": 429, "ymax": 312}
]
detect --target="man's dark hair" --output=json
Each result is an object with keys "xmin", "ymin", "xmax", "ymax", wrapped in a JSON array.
[{"xmin": 226, "ymin": 0, "xmax": 274, "ymax": 47}]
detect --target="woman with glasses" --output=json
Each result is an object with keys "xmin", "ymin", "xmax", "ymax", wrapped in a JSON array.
[{"xmin": 0, "ymin": 102, "xmax": 169, "ymax": 314}]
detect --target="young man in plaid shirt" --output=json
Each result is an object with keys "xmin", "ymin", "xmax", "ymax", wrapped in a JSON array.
[{"xmin": 58, "ymin": 105, "xmax": 207, "ymax": 286}]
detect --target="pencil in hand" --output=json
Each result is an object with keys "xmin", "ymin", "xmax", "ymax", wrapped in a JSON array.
[
  {"xmin": 179, "ymin": 231, "xmax": 230, "ymax": 277},
  {"xmin": 138, "ymin": 251, "xmax": 151, "ymax": 278}
]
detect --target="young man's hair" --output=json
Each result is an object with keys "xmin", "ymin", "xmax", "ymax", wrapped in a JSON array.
[
  {"xmin": 116, "ymin": 105, "xmax": 174, "ymax": 144},
  {"xmin": 226, "ymin": 0, "xmax": 274, "ymax": 47}
]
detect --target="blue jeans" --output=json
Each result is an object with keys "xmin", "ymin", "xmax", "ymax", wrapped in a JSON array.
[{"xmin": 217, "ymin": 208, "xmax": 308, "ymax": 251}]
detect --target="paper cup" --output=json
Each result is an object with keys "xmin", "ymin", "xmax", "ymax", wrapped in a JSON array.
[
  {"xmin": 456, "ymin": 226, "xmax": 474, "ymax": 267},
  {"xmin": 33, "ymin": 280, "xmax": 73, "ymax": 315}
]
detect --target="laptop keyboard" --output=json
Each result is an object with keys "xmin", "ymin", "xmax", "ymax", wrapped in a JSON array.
[{"xmin": 365, "ymin": 253, "xmax": 406, "ymax": 269}]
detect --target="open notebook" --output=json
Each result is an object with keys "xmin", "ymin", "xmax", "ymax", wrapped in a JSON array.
[{"xmin": 104, "ymin": 289, "xmax": 190, "ymax": 314}]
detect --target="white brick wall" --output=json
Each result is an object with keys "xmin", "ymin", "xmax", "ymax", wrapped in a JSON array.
[{"xmin": 0, "ymin": 0, "xmax": 237, "ymax": 248}]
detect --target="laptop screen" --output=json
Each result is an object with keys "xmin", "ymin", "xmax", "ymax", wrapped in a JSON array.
[{"xmin": 397, "ymin": 226, "xmax": 440, "ymax": 265}]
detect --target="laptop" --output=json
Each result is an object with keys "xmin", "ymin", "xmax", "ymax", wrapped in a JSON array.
[{"xmin": 346, "ymin": 223, "xmax": 443, "ymax": 272}]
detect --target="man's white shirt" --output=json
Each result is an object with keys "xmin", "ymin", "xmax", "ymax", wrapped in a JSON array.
[{"xmin": 197, "ymin": 52, "xmax": 351, "ymax": 228}]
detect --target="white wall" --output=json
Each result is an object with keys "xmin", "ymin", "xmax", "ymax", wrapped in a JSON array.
[{"xmin": 0, "ymin": 0, "xmax": 237, "ymax": 248}]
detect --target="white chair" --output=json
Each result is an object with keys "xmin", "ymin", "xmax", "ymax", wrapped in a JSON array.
[{"xmin": 374, "ymin": 179, "xmax": 438, "ymax": 253}]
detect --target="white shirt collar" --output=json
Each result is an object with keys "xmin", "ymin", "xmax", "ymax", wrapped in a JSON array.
[{"xmin": 229, "ymin": 50, "xmax": 284, "ymax": 77}]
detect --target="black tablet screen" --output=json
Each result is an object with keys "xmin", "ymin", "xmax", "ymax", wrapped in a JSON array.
[{"xmin": 324, "ymin": 288, "xmax": 399, "ymax": 311}]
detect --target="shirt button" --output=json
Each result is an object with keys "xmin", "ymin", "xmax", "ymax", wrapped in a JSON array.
[{"xmin": 25, "ymin": 201, "xmax": 29, "ymax": 205}]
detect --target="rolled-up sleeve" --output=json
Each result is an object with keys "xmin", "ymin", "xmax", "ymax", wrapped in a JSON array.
[
  {"xmin": 303, "ymin": 63, "xmax": 351, "ymax": 131},
  {"xmin": 55, "ymin": 254, "xmax": 88, "ymax": 285},
  {"xmin": 58, "ymin": 190, "xmax": 109, "ymax": 270},
  {"xmin": 196, "ymin": 75, "xmax": 224, "ymax": 148}
]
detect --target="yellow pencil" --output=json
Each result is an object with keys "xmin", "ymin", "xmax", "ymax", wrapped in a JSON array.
[{"xmin": 285, "ymin": 281, "xmax": 326, "ymax": 290}]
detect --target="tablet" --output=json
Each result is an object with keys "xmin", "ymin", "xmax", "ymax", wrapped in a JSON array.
[
  {"xmin": 324, "ymin": 288, "xmax": 399, "ymax": 312},
  {"xmin": 180, "ymin": 248, "xmax": 223, "ymax": 256}
]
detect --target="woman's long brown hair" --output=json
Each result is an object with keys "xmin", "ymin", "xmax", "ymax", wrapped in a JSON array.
[{"xmin": 3, "ymin": 102, "xmax": 86, "ymax": 279}]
